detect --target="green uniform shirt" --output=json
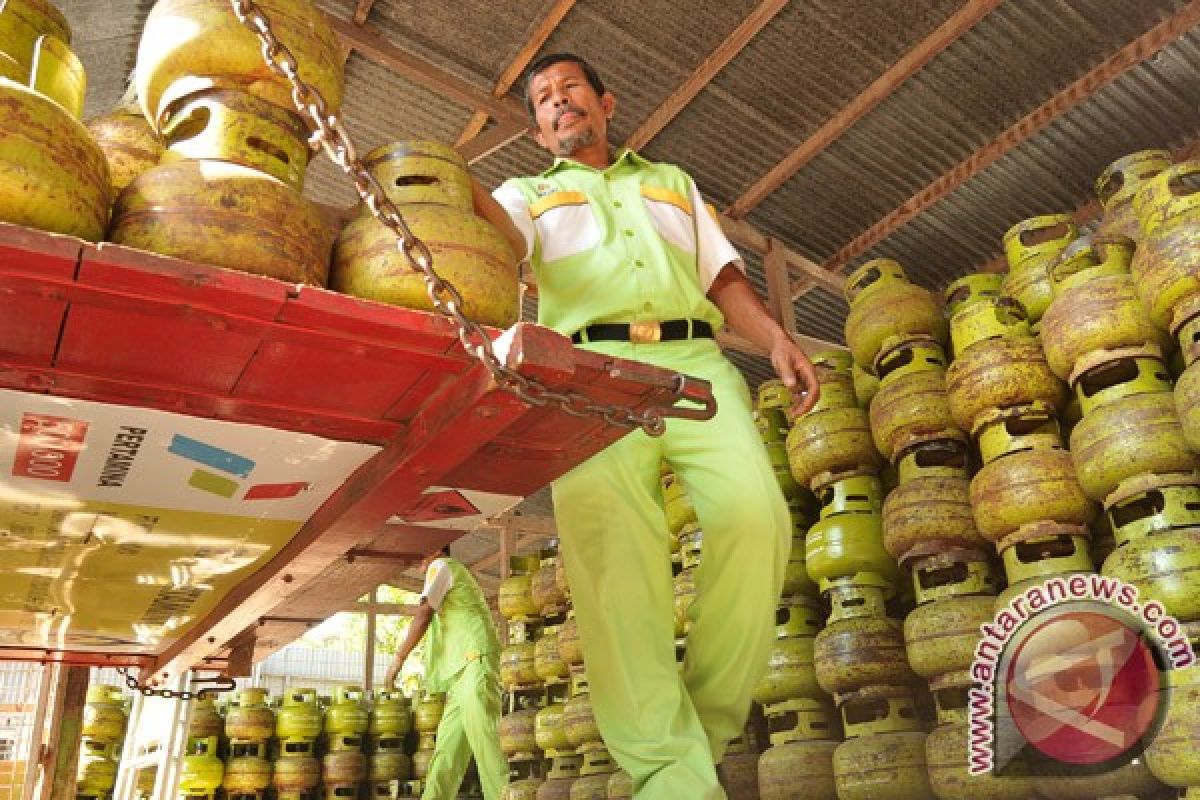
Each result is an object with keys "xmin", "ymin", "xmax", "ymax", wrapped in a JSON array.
[
  {"xmin": 421, "ymin": 557, "xmax": 500, "ymax": 692},
  {"xmin": 492, "ymin": 149, "xmax": 743, "ymax": 337}
]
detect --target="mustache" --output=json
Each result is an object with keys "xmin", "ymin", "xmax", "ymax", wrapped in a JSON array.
[{"xmin": 553, "ymin": 105, "xmax": 587, "ymax": 130}]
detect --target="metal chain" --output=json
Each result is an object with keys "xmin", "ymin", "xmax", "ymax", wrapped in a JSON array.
[
  {"xmin": 116, "ymin": 666, "xmax": 237, "ymax": 700},
  {"xmin": 228, "ymin": 0, "xmax": 681, "ymax": 436}
]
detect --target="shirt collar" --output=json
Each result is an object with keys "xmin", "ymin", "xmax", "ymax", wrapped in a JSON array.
[{"xmin": 541, "ymin": 147, "xmax": 646, "ymax": 176}]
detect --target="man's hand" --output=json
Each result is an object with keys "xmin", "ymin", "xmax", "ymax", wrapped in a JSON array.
[
  {"xmin": 768, "ymin": 331, "xmax": 820, "ymax": 418},
  {"xmin": 383, "ymin": 660, "xmax": 402, "ymax": 690}
]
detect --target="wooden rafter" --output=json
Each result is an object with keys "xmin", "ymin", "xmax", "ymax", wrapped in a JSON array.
[
  {"xmin": 625, "ymin": 0, "xmax": 786, "ymax": 152},
  {"xmin": 726, "ymin": 0, "xmax": 1002, "ymax": 219},
  {"xmin": 324, "ymin": 12, "xmax": 529, "ymax": 127},
  {"xmin": 799, "ymin": 1, "xmax": 1200, "ymax": 299},
  {"xmin": 455, "ymin": 0, "xmax": 577, "ymax": 148},
  {"xmin": 719, "ymin": 214, "xmax": 845, "ymax": 296},
  {"xmin": 352, "ymin": 0, "xmax": 376, "ymax": 26}
]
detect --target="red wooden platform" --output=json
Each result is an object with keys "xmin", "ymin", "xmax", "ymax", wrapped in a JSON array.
[{"xmin": 0, "ymin": 222, "xmax": 711, "ymax": 679}]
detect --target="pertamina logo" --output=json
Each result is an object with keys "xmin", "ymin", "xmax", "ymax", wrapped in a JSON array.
[{"xmin": 13, "ymin": 413, "xmax": 89, "ymax": 482}]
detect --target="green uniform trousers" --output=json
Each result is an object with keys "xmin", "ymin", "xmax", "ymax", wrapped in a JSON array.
[
  {"xmin": 421, "ymin": 658, "xmax": 509, "ymax": 800},
  {"xmin": 553, "ymin": 338, "xmax": 790, "ymax": 800}
]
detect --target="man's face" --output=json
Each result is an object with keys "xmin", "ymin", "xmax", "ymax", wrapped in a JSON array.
[{"xmin": 528, "ymin": 61, "xmax": 615, "ymax": 157}]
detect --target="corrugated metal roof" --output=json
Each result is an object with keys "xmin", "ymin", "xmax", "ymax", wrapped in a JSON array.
[{"xmin": 53, "ymin": 0, "xmax": 1200, "ymax": 393}]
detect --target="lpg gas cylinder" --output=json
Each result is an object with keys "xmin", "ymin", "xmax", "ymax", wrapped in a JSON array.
[
  {"xmin": 86, "ymin": 97, "xmax": 164, "ymax": 194},
  {"xmin": 225, "ymin": 687, "xmax": 274, "ymax": 741},
  {"xmin": 814, "ymin": 586, "xmax": 913, "ymax": 696},
  {"xmin": 1002, "ymin": 214, "xmax": 1078, "ymax": 323},
  {"xmin": 1094, "ymin": 149, "xmax": 1172, "ymax": 241},
  {"xmin": 1131, "ymin": 161, "xmax": 1200, "ymax": 330},
  {"xmin": 844, "ymin": 259, "xmax": 946, "ymax": 371},
  {"xmin": 277, "ymin": 687, "xmax": 322, "ymax": 739}
]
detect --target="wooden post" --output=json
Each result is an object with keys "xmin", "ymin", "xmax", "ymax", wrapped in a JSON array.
[
  {"xmin": 364, "ymin": 585, "xmax": 378, "ymax": 691},
  {"xmin": 40, "ymin": 666, "xmax": 89, "ymax": 800}
]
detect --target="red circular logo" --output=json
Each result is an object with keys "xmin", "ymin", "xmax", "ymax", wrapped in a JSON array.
[{"xmin": 1004, "ymin": 610, "xmax": 1161, "ymax": 765}]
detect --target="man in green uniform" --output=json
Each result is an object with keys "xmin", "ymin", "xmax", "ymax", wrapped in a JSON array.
[
  {"xmin": 472, "ymin": 53, "xmax": 819, "ymax": 799},
  {"xmin": 383, "ymin": 546, "xmax": 507, "ymax": 800}
]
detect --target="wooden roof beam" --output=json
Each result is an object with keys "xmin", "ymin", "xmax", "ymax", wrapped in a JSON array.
[
  {"xmin": 456, "ymin": 0, "xmax": 577, "ymax": 148},
  {"xmin": 727, "ymin": 0, "xmax": 1001, "ymax": 219},
  {"xmin": 324, "ymin": 12, "xmax": 529, "ymax": 127},
  {"xmin": 798, "ymin": 2, "xmax": 1200, "ymax": 300},
  {"xmin": 352, "ymin": 0, "xmax": 377, "ymax": 26},
  {"xmin": 719, "ymin": 213, "xmax": 845, "ymax": 296},
  {"xmin": 625, "ymin": 0, "xmax": 787, "ymax": 152}
]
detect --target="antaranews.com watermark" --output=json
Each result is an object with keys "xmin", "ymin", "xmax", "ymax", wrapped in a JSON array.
[{"xmin": 968, "ymin": 573, "xmax": 1195, "ymax": 776}]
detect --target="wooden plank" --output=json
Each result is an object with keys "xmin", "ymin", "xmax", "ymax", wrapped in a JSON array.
[
  {"xmin": 626, "ymin": 0, "xmax": 787, "ymax": 152},
  {"xmin": 352, "ymin": 0, "xmax": 376, "ymax": 25},
  {"xmin": 41, "ymin": 666, "xmax": 88, "ymax": 800},
  {"xmin": 814, "ymin": 1, "xmax": 1200, "ymax": 283},
  {"xmin": 456, "ymin": 0, "xmax": 577, "ymax": 147},
  {"xmin": 726, "ymin": 0, "xmax": 1002, "ymax": 218},
  {"xmin": 323, "ymin": 13, "xmax": 529, "ymax": 126},
  {"xmin": 458, "ymin": 120, "xmax": 530, "ymax": 164},
  {"xmin": 717, "ymin": 329, "xmax": 845, "ymax": 359},
  {"xmin": 763, "ymin": 238, "xmax": 796, "ymax": 334},
  {"xmin": 719, "ymin": 213, "xmax": 845, "ymax": 295}
]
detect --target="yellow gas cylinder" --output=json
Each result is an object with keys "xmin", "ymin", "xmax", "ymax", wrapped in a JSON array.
[
  {"xmin": 76, "ymin": 739, "xmax": 119, "ymax": 797},
  {"xmin": 272, "ymin": 755, "xmax": 320, "ymax": 793},
  {"xmin": 869, "ymin": 335, "xmax": 960, "ymax": 463},
  {"xmin": 322, "ymin": 744, "xmax": 367, "ymax": 785},
  {"xmin": 1146, "ymin": 663, "xmax": 1200, "ymax": 788},
  {"xmin": 135, "ymin": 0, "xmax": 343, "ymax": 126},
  {"xmin": 570, "ymin": 747, "xmax": 616, "ymax": 800},
  {"xmin": 535, "ymin": 624, "xmax": 569, "ymax": 683},
  {"xmin": 843, "ymin": 258, "xmax": 947, "ymax": 371},
  {"xmin": 109, "ymin": 87, "xmax": 331, "ymax": 285},
  {"xmin": 500, "ymin": 699, "xmax": 540, "ymax": 757},
  {"xmin": 758, "ymin": 700, "xmax": 839, "ymax": 800},
  {"xmin": 787, "ymin": 389, "xmax": 882, "ymax": 491},
  {"xmin": 506, "ymin": 776, "xmax": 544, "ymax": 800},
  {"xmin": 662, "ymin": 470, "xmax": 698, "ymax": 535},
  {"xmin": 414, "ymin": 691, "xmax": 445, "ymax": 734},
  {"xmin": 0, "ymin": 0, "xmax": 70, "ymax": 73},
  {"xmin": 501, "ymin": 640, "xmax": 540, "ymax": 689},
  {"xmin": 833, "ymin": 686, "xmax": 932, "ymax": 800},
  {"xmin": 82, "ymin": 685, "xmax": 127, "ymax": 742},
  {"xmin": 532, "ymin": 549, "xmax": 568, "ymax": 615},
  {"xmin": 411, "ymin": 732, "xmax": 437, "ymax": 780},
  {"xmin": 995, "ymin": 524, "xmax": 1094, "ymax": 608},
  {"xmin": 558, "ymin": 611, "xmax": 583, "ymax": 667},
  {"xmin": 1002, "ymin": 214, "xmax": 1078, "ymax": 323},
  {"xmin": 223, "ymin": 751, "xmax": 272, "ymax": 794},
  {"xmin": 1131, "ymin": 161, "xmax": 1200, "ymax": 330},
  {"xmin": 605, "ymin": 770, "xmax": 632, "ymax": 800},
  {"xmin": 277, "ymin": 687, "xmax": 322, "ymax": 740},
  {"xmin": 333, "ymin": 140, "xmax": 518, "ymax": 326},
  {"xmin": 562, "ymin": 669, "xmax": 601, "ymax": 749},
  {"xmin": 903, "ymin": 551, "xmax": 996, "ymax": 683},
  {"xmin": 534, "ymin": 700, "xmax": 570, "ymax": 754},
  {"xmin": 752, "ymin": 596, "xmax": 822, "ymax": 706},
  {"xmin": 1095, "ymin": 149, "xmax": 1173, "ymax": 242},
  {"xmin": 0, "ymin": 34, "xmax": 112, "ymax": 240},
  {"xmin": 500, "ymin": 554, "xmax": 541, "ymax": 620},
  {"xmin": 943, "ymin": 273, "xmax": 1003, "ymax": 320},
  {"xmin": 179, "ymin": 736, "xmax": 224, "ymax": 795},
  {"xmin": 925, "ymin": 687, "xmax": 1036, "ymax": 800},
  {"xmin": 86, "ymin": 97, "xmax": 164, "ymax": 194},
  {"xmin": 806, "ymin": 509, "xmax": 899, "ymax": 596},
  {"xmin": 882, "ymin": 444, "xmax": 981, "ymax": 564}
]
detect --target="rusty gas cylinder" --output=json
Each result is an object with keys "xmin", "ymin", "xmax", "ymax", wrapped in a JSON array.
[
  {"xmin": 1131, "ymin": 161, "xmax": 1200, "ymax": 330},
  {"xmin": 86, "ymin": 97, "xmax": 164, "ymax": 195},
  {"xmin": 758, "ymin": 738, "xmax": 839, "ymax": 800},
  {"xmin": 1095, "ymin": 149, "xmax": 1173, "ymax": 241},
  {"xmin": 501, "ymin": 641, "xmax": 539, "ymax": 689},
  {"xmin": 1145, "ymin": 663, "xmax": 1200, "ymax": 788},
  {"xmin": 869, "ymin": 337, "xmax": 959, "ymax": 462},
  {"xmin": 995, "ymin": 525, "xmax": 1094, "ymax": 607},
  {"xmin": 532, "ymin": 552, "xmax": 568, "ymax": 615},
  {"xmin": 882, "ymin": 473, "xmax": 982, "ymax": 564},
  {"xmin": 506, "ymin": 777, "xmax": 543, "ymax": 800},
  {"xmin": 844, "ymin": 258, "xmax": 947, "ymax": 371},
  {"xmin": 0, "ymin": 34, "xmax": 112, "ymax": 240},
  {"xmin": 943, "ymin": 273, "xmax": 1004, "ymax": 320},
  {"xmin": 562, "ymin": 669, "xmax": 600, "ymax": 749},
  {"xmin": 815, "ymin": 473, "xmax": 884, "ymax": 518},
  {"xmin": 333, "ymin": 140, "xmax": 518, "ymax": 326},
  {"xmin": 1041, "ymin": 234, "xmax": 1170, "ymax": 380},
  {"xmin": 605, "ymin": 770, "xmax": 632, "ymax": 800},
  {"xmin": 903, "ymin": 551, "xmax": 996, "ymax": 682},
  {"xmin": 945, "ymin": 333, "xmax": 1065, "ymax": 434},
  {"xmin": 1070, "ymin": 383, "xmax": 1196, "ymax": 504},
  {"xmin": 558, "ymin": 611, "xmax": 583, "ymax": 667},
  {"xmin": 814, "ymin": 585, "xmax": 913, "ymax": 696},
  {"xmin": 926, "ymin": 720, "xmax": 1036, "ymax": 800},
  {"xmin": 1002, "ymin": 214, "xmax": 1078, "ymax": 323},
  {"xmin": 833, "ymin": 687, "xmax": 932, "ymax": 800},
  {"xmin": 110, "ymin": 88, "xmax": 329, "ymax": 284},
  {"xmin": 500, "ymin": 705, "xmax": 539, "ymax": 757},
  {"xmin": 272, "ymin": 755, "xmax": 321, "ymax": 792},
  {"xmin": 970, "ymin": 443, "xmax": 1095, "ymax": 544},
  {"xmin": 136, "ymin": 0, "xmax": 342, "ymax": 127},
  {"xmin": 1104, "ymin": 473, "xmax": 1200, "ymax": 544}
]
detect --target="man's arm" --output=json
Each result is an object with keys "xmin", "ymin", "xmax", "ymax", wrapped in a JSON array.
[
  {"xmin": 382, "ymin": 600, "xmax": 435, "ymax": 689},
  {"xmin": 708, "ymin": 265, "xmax": 819, "ymax": 417},
  {"xmin": 472, "ymin": 176, "xmax": 529, "ymax": 264}
]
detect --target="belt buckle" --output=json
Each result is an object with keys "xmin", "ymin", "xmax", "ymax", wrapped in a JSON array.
[{"xmin": 629, "ymin": 320, "xmax": 662, "ymax": 344}]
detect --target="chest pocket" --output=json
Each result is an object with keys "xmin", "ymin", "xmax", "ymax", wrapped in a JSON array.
[
  {"xmin": 530, "ymin": 191, "xmax": 601, "ymax": 264},
  {"xmin": 640, "ymin": 185, "xmax": 696, "ymax": 255}
]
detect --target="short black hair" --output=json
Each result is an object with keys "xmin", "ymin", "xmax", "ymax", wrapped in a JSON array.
[{"xmin": 523, "ymin": 53, "xmax": 606, "ymax": 119}]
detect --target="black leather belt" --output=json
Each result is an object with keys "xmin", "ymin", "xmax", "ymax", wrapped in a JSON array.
[{"xmin": 571, "ymin": 319, "xmax": 714, "ymax": 344}]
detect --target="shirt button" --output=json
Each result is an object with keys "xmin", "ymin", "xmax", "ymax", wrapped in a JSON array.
[
  {"xmin": 643, "ymin": 302, "xmax": 653, "ymax": 312},
  {"xmin": 635, "ymin": 260, "xmax": 645, "ymax": 268},
  {"xmin": 613, "ymin": 200, "xmax": 623, "ymax": 208},
  {"xmin": 624, "ymin": 229, "xmax": 635, "ymax": 237}
]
